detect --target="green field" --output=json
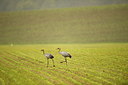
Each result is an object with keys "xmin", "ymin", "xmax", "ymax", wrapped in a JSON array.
[
  {"xmin": 0, "ymin": 4, "xmax": 128, "ymax": 44},
  {"xmin": 0, "ymin": 4, "xmax": 128, "ymax": 85},
  {"xmin": 0, "ymin": 44, "xmax": 128, "ymax": 85}
]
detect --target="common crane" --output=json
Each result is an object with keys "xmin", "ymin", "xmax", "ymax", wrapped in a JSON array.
[
  {"xmin": 57, "ymin": 48, "xmax": 72, "ymax": 65},
  {"xmin": 41, "ymin": 49, "xmax": 55, "ymax": 67}
]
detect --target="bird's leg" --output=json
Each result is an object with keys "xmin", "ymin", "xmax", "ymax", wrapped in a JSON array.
[
  {"xmin": 60, "ymin": 60, "xmax": 66, "ymax": 63},
  {"xmin": 52, "ymin": 59, "xmax": 55, "ymax": 67},
  {"xmin": 60, "ymin": 61, "xmax": 64, "ymax": 63},
  {"xmin": 65, "ymin": 57, "xmax": 67, "ymax": 66},
  {"xmin": 47, "ymin": 58, "xmax": 49, "ymax": 67},
  {"xmin": 60, "ymin": 58, "xmax": 67, "ymax": 63}
]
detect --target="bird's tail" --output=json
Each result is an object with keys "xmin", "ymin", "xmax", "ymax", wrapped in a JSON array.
[
  {"xmin": 69, "ymin": 55, "xmax": 72, "ymax": 58},
  {"xmin": 50, "ymin": 56, "xmax": 54, "ymax": 59}
]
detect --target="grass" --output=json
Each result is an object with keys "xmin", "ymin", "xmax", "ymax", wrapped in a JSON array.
[
  {"xmin": 0, "ymin": 4, "xmax": 128, "ymax": 44},
  {"xmin": 0, "ymin": 43, "xmax": 128, "ymax": 85}
]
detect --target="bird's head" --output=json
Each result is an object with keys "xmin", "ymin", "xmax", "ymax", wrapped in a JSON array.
[
  {"xmin": 57, "ymin": 48, "xmax": 61, "ymax": 52},
  {"xmin": 41, "ymin": 49, "xmax": 44, "ymax": 51},
  {"xmin": 57, "ymin": 48, "xmax": 61, "ymax": 50}
]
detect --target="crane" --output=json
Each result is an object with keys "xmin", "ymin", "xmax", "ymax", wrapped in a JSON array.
[
  {"xmin": 41, "ymin": 49, "xmax": 55, "ymax": 67},
  {"xmin": 57, "ymin": 48, "xmax": 72, "ymax": 65}
]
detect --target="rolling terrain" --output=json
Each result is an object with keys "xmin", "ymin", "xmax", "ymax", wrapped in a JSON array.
[
  {"xmin": 0, "ymin": 44, "xmax": 128, "ymax": 85},
  {"xmin": 0, "ymin": 4, "xmax": 128, "ymax": 85},
  {"xmin": 0, "ymin": 4, "xmax": 128, "ymax": 44}
]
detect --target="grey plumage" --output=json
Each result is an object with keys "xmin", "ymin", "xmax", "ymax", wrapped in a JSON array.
[
  {"xmin": 57, "ymin": 48, "xmax": 72, "ymax": 65},
  {"xmin": 59, "ymin": 51, "xmax": 72, "ymax": 58},
  {"xmin": 41, "ymin": 49, "xmax": 55, "ymax": 67},
  {"xmin": 44, "ymin": 53, "xmax": 54, "ymax": 59}
]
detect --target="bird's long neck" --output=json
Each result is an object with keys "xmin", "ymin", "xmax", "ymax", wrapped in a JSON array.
[
  {"xmin": 42, "ymin": 50, "xmax": 45, "ymax": 54},
  {"xmin": 58, "ymin": 49, "xmax": 61, "ymax": 52}
]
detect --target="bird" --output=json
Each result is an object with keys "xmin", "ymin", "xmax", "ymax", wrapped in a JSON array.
[
  {"xmin": 41, "ymin": 49, "xmax": 55, "ymax": 67},
  {"xmin": 57, "ymin": 48, "xmax": 72, "ymax": 65}
]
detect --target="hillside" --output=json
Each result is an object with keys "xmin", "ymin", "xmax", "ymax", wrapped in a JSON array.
[
  {"xmin": 0, "ymin": 0, "xmax": 128, "ymax": 11},
  {"xmin": 0, "ymin": 4, "xmax": 128, "ymax": 44},
  {"xmin": 0, "ymin": 44, "xmax": 128, "ymax": 85}
]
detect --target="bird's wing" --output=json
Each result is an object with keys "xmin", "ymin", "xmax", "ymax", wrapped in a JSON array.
[
  {"xmin": 59, "ymin": 52, "xmax": 71, "ymax": 56},
  {"xmin": 45, "ymin": 53, "xmax": 54, "ymax": 58},
  {"xmin": 44, "ymin": 53, "xmax": 51, "ymax": 57}
]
